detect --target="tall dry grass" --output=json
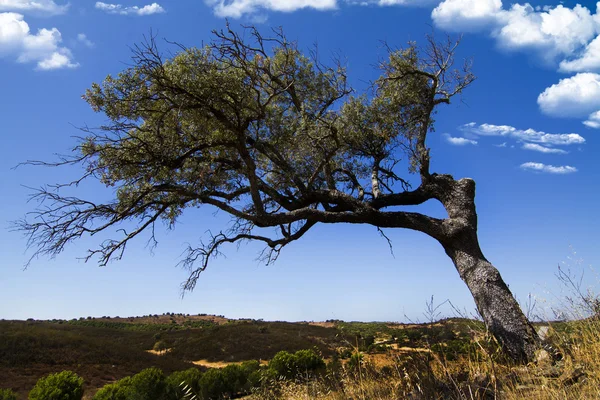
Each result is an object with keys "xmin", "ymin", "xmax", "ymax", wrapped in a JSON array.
[{"xmin": 249, "ymin": 252, "xmax": 600, "ymax": 400}]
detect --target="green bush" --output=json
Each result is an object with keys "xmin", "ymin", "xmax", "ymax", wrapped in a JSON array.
[
  {"xmin": 93, "ymin": 368, "xmax": 168, "ymax": 400},
  {"xmin": 166, "ymin": 368, "xmax": 202, "ymax": 399},
  {"xmin": 92, "ymin": 378, "xmax": 131, "ymax": 400},
  {"xmin": 198, "ymin": 369, "xmax": 227, "ymax": 400},
  {"xmin": 128, "ymin": 368, "xmax": 168, "ymax": 400},
  {"xmin": 269, "ymin": 349, "xmax": 325, "ymax": 379},
  {"xmin": 29, "ymin": 370, "xmax": 84, "ymax": 400},
  {"xmin": 0, "ymin": 389, "xmax": 17, "ymax": 400}
]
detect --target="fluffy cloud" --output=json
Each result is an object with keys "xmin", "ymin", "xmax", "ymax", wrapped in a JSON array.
[
  {"xmin": 520, "ymin": 162, "xmax": 577, "ymax": 174},
  {"xmin": 559, "ymin": 35, "xmax": 600, "ymax": 73},
  {"xmin": 431, "ymin": 0, "xmax": 502, "ymax": 32},
  {"xmin": 584, "ymin": 110, "xmax": 600, "ymax": 128},
  {"xmin": 0, "ymin": 12, "xmax": 77, "ymax": 70},
  {"xmin": 496, "ymin": 4, "xmax": 596, "ymax": 60},
  {"xmin": 443, "ymin": 134, "xmax": 477, "ymax": 145},
  {"xmin": 522, "ymin": 143, "xmax": 567, "ymax": 154},
  {"xmin": 353, "ymin": 0, "xmax": 439, "ymax": 6},
  {"xmin": 95, "ymin": 2, "xmax": 165, "ymax": 16},
  {"xmin": 537, "ymin": 73, "xmax": 600, "ymax": 117},
  {"xmin": 432, "ymin": 1, "xmax": 599, "ymax": 63},
  {"xmin": 0, "ymin": 0, "xmax": 67, "ymax": 16},
  {"xmin": 204, "ymin": 0, "xmax": 337, "ymax": 18},
  {"xmin": 460, "ymin": 122, "xmax": 585, "ymax": 146}
]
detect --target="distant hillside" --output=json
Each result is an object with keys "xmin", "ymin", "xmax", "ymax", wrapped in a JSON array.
[{"xmin": 0, "ymin": 315, "xmax": 487, "ymax": 399}]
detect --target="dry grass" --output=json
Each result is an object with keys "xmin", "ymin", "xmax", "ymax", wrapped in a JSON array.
[{"xmin": 245, "ymin": 317, "xmax": 600, "ymax": 400}]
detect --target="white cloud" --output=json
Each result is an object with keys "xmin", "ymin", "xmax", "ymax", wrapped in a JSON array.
[
  {"xmin": 537, "ymin": 73, "xmax": 600, "ymax": 117},
  {"xmin": 0, "ymin": 12, "xmax": 77, "ymax": 70},
  {"xmin": 559, "ymin": 35, "xmax": 600, "ymax": 73},
  {"xmin": 95, "ymin": 2, "xmax": 165, "ymax": 16},
  {"xmin": 460, "ymin": 122, "xmax": 585, "ymax": 146},
  {"xmin": 443, "ymin": 134, "xmax": 477, "ymax": 145},
  {"xmin": 522, "ymin": 143, "xmax": 567, "ymax": 154},
  {"xmin": 0, "ymin": 0, "xmax": 67, "ymax": 16},
  {"xmin": 76, "ymin": 33, "xmax": 94, "ymax": 48},
  {"xmin": 497, "ymin": 4, "xmax": 596, "ymax": 60},
  {"xmin": 432, "ymin": 1, "xmax": 599, "ymax": 63},
  {"xmin": 204, "ymin": 0, "xmax": 337, "ymax": 18},
  {"xmin": 431, "ymin": 0, "xmax": 502, "ymax": 32},
  {"xmin": 584, "ymin": 110, "xmax": 600, "ymax": 128},
  {"xmin": 520, "ymin": 162, "xmax": 577, "ymax": 174},
  {"xmin": 356, "ymin": 0, "xmax": 439, "ymax": 6}
]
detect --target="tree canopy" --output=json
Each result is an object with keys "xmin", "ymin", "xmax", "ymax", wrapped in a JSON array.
[
  {"xmin": 17, "ymin": 25, "xmax": 545, "ymax": 363},
  {"xmin": 19, "ymin": 26, "xmax": 474, "ymax": 291}
]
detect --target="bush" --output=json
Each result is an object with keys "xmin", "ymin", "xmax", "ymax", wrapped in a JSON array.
[
  {"xmin": 93, "ymin": 368, "xmax": 168, "ymax": 400},
  {"xmin": 198, "ymin": 369, "xmax": 228, "ymax": 400},
  {"xmin": 29, "ymin": 371, "xmax": 84, "ymax": 400},
  {"xmin": 92, "ymin": 378, "xmax": 131, "ymax": 400},
  {"xmin": 128, "ymin": 368, "xmax": 168, "ymax": 400},
  {"xmin": 269, "ymin": 349, "xmax": 325, "ymax": 379},
  {"xmin": 166, "ymin": 368, "xmax": 202, "ymax": 399},
  {"xmin": 0, "ymin": 389, "xmax": 17, "ymax": 400}
]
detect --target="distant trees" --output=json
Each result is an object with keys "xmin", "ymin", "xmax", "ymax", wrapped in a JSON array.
[{"xmin": 17, "ymin": 24, "xmax": 539, "ymax": 362}]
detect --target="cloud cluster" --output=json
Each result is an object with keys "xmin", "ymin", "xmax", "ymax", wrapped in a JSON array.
[
  {"xmin": 452, "ymin": 122, "xmax": 583, "ymax": 174},
  {"xmin": 204, "ymin": 0, "xmax": 335, "ymax": 18},
  {"xmin": 537, "ymin": 73, "xmax": 600, "ymax": 118},
  {"xmin": 432, "ymin": 1, "xmax": 598, "ymax": 60},
  {"xmin": 460, "ymin": 122, "xmax": 585, "ymax": 147},
  {"xmin": 95, "ymin": 2, "xmax": 165, "ymax": 16},
  {"xmin": 520, "ymin": 162, "xmax": 577, "ymax": 174},
  {"xmin": 0, "ymin": 12, "xmax": 77, "ymax": 69},
  {"xmin": 0, "ymin": 0, "xmax": 68, "ymax": 16},
  {"xmin": 430, "ymin": 0, "xmax": 600, "ymax": 128}
]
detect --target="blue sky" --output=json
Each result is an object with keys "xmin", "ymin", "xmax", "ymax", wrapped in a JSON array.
[{"xmin": 1, "ymin": 0, "xmax": 599, "ymax": 322}]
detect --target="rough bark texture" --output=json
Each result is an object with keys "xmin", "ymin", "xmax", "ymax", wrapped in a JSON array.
[{"xmin": 436, "ymin": 175, "xmax": 540, "ymax": 362}]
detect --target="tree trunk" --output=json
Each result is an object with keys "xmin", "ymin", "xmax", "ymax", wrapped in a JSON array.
[
  {"xmin": 437, "ymin": 176, "xmax": 540, "ymax": 362},
  {"xmin": 443, "ymin": 232, "xmax": 540, "ymax": 362}
]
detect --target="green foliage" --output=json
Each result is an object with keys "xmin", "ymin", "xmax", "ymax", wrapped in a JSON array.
[
  {"xmin": 153, "ymin": 340, "xmax": 168, "ymax": 352},
  {"xmin": 165, "ymin": 368, "xmax": 202, "ymax": 399},
  {"xmin": 198, "ymin": 369, "xmax": 227, "ymax": 400},
  {"xmin": 127, "ymin": 368, "xmax": 168, "ymax": 400},
  {"xmin": 347, "ymin": 352, "xmax": 364, "ymax": 370},
  {"xmin": 92, "ymin": 378, "xmax": 131, "ymax": 400},
  {"xmin": 0, "ymin": 389, "xmax": 17, "ymax": 400},
  {"xmin": 28, "ymin": 371, "xmax": 84, "ymax": 400},
  {"xmin": 93, "ymin": 368, "xmax": 168, "ymax": 400},
  {"xmin": 269, "ymin": 349, "xmax": 325, "ymax": 379}
]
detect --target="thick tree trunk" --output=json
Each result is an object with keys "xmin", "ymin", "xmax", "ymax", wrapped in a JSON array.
[
  {"xmin": 442, "ymin": 232, "xmax": 540, "ymax": 362},
  {"xmin": 435, "ymin": 175, "xmax": 540, "ymax": 362}
]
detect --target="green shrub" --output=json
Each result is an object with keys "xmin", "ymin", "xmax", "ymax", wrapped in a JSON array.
[
  {"xmin": 198, "ymin": 369, "xmax": 227, "ymax": 400},
  {"xmin": 0, "ymin": 389, "xmax": 17, "ymax": 400},
  {"xmin": 166, "ymin": 368, "xmax": 202, "ymax": 399},
  {"xmin": 128, "ymin": 368, "xmax": 168, "ymax": 400},
  {"xmin": 294, "ymin": 349, "xmax": 325, "ymax": 372},
  {"xmin": 92, "ymin": 378, "xmax": 131, "ymax": 400},
  {"xmin": 93, "ymin": 368, "xmax": 168, "ymax": 400},
  {"xmin": 347, "ymin": 352, "xmax": 363, "ymax": 370},
  {"xmin": 29, "ymin": 370, "xmax": 84, "ymax": 400},
  {"xmin": 269, "ymin": 349, "xmax": 325, "ymax": 379}
]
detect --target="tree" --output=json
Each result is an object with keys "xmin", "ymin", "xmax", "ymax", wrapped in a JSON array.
[
  {"xmin": 16, "ymin": 25, "xmax": 540, "ymax": 362},
  {"xmin": 28, "ymin": 371, "xmax": 84, "ymax": 400}
]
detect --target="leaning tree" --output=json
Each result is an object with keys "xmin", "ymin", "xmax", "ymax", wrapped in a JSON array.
[{"xmin": 17, "ymin": 26, "xmax": 540, "ymax": 361}]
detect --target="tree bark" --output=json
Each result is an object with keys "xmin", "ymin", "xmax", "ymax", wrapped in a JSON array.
[
  {"xmin": 436, "ymin": 175, "xmax": 540, "ymax": 362},
  {"xmin": 443, "ymin": 231, "xmax": 540, "ymax": 362}
]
